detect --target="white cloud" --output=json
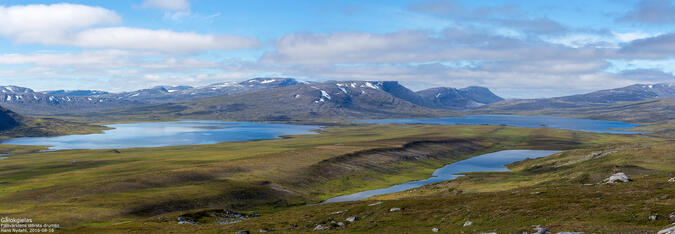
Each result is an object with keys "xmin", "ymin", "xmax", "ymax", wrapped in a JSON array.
[
  {"xmin": 261, "ymin": 29, "xmax": 610, "ymax": 65},
  {"xmin": 0, "ymin": 3, "xmax": 257, "ymax": 51},
  {"xmin": 613, "ymin": 31, "xmax": 659, "ymax": 43},
  {"xmin": 73, "ymin": 27, "xmax": 259, "ymax": 52},
  {"xmin": 0, "ymin": 3, "xmax": 121, "ymax": 44},
  {"xmin": 141, "ymin": 0, "xmax": 190, "ymax": 11}
]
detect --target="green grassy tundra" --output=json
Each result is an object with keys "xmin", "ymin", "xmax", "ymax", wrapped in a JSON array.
[{"xmin": 0, "ymin": 124, "xmax": 672, "ymax": 233}]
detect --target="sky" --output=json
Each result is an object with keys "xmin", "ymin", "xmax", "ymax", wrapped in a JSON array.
[{"xmin": 0, "ymin": 0, "xmax": 674, "ymax": 98}]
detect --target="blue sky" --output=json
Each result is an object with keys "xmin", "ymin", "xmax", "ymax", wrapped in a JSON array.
[{"xmin": 0, "ymin": 0, "xmax": 674, "ymax": 98}]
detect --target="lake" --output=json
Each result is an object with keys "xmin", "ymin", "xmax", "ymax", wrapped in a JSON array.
[
  {"xmin": 323, "ymin": 150, "xmax": 560, "ymax": 203},
  {"xmin": 1, "ymin": 120, "xmax": 320, "ymax": 150},
  {"xmin": 360, "ymin": 115, "xmax": 640, "ymax": 134},
  {"xmin": 0, "ymin": 115, "xmax": 640, "ymax": 150}
]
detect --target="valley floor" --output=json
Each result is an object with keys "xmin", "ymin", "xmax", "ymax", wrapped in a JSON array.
[{"xmin": 0, "ymin": 124, "xmax": 672, "ymax": 233}]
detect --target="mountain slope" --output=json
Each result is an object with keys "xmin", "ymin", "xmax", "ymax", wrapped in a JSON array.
[
  {"xmin": 0, "ymin": 106, "xmax": 23, "ymax": 131},
  {"xmin": 0, "ymin": 78, "xmax": 303, "ymax": 115},
  {"xmin": 417, "ymin": 86, "xmax": 504, "ymax": 109},
  {"xmin": 0, "ymin": 79, "xmax": 502, "ymax": 117},
  {"xmin": 79, "ymin": 81, "xmax": 458, "ymax": 122},
  {"xmin": 483, "ymin": 83, "xmax": 674, "ymax": 111},
  {"xmin": 557, "ymin": 83, "xmax": 675, "ymax": 103},
  {"xmin": 0, "ymin": 105, "xmax": 107, "ymax": 138},
  {"xmin": 477, "ymin": 83, "xmax": 675, "ymax": 122}
]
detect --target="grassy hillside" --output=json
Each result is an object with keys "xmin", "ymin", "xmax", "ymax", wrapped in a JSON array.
[
  {"xmin": 70, "ymin": 136, "xmax": 673, "ymax": 233},
  {"xmin": 0, "ymin": 124, "xmax": 666, "ymax": 233},
  {"xmin": 0, "ymin": 106, "xmax": 108, "ymax": 139}
]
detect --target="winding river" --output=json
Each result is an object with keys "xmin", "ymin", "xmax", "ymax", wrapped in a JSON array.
[{"xmin": 323, "ymin": 150, "xmax": 560, "ymax": 203}]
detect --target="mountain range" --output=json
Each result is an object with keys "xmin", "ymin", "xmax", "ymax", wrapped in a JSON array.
[
  {"xmin": 0, "ymin": 78, "xmax": 673, "ymax": 124},
  {"xmin": 0, "ymin": 78, "xmax": 503, "ymax": 117}
]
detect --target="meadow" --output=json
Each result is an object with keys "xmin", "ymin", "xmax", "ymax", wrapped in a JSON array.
[{"xmin": 1, "ymin": 123, "xmax": 671, "ymax": 233}]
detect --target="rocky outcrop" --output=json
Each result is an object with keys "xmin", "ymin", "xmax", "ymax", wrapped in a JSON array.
[
  {"xmin": 604, "ymin": 172, "xmax": 631, "ymax": 183},
  {"xmin": 313, "ymin": 224, "xmax": 330, "ymax": 231},
  {"xmin": 658, "ymin": 225, "xmax": 675, "ymax": 234},
  {"xmin": 533, "ymin": 225, "xmax": 550, "ymax": 234}
]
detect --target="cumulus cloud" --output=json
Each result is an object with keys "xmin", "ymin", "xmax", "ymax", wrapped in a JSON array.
[
  {"xmin": 619, "ymin": 33, "xmax": 675, "ymax": 59},
  {"xmin": 0, "ymin": 50, "xmax": 243, "ymax": 92},
  {"xmin": 0, "ymin": 3, "xmax": 257, "ymax": 51},
  {"xmin": 260, "ymin": 28, "xmax": 609, "ymax": 65},
  {"xmin": 252, "ymin": 26, "xmax": 675, "ymax": 98},
  {"xmin": 0, "ymin": 3, "xmax": 121, "ymax": 44},
  {"xmin": 73, "ymin": 27, "xmax": 258, "ymax": 52},
  {"xmin": 619, "ymin": 0, "xmax": 675, "ymax": 24}
]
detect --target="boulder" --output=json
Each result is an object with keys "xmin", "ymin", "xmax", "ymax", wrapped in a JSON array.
[
  {"xmin": 669, "ymin": 177, "xmax": 675, "ymax": 182},
  {"xmin": 463, "ymin": 221, "xmax": 473, "ymax": 227},
  {"xmin": 534, "ymin": 225, "xmax": 550, "ymax": 234},
  {"xmin": 604, "ymin": 172, "xmax": 630, "ymax": 183},
  {"xmin": 389, "ymin": 207, "xmax": 401, "ymax": 212},
  {"xmin": 432, "ymin": 227, "xmax": 439, "ymax": 232},
  {"xmin": 235, "ymin": 231, "xmax": 250, "ymax": 234},
  {"xmin": 313, "ymin": 224, "xmax": 330, "ymax": 231},
  {"xmin": 177, "ymin": 217, "xmax": 196, "ymax": 225},
  {"xmin": 345, "ymin": 216, "xmax": 358, "ymax": 222},
  {"xmin": 669, "ymin": 212, "xmax": 675, "ymax": 220},
  {"xmin": 649, "ymin": 214, "xmax": 659, "ymax": 221},
  {"xmin": 658, "ymin": 225, "xmax": 675, "ymax": 234}
]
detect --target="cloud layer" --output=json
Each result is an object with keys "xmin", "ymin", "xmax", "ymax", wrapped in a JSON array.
[
  {"xmin": 0, "ymin": 3, "xmax": 257, "ymax": 52},
  {"xmin": 0, "ymin": 1, "xmax": 673, "ymax": 97}
]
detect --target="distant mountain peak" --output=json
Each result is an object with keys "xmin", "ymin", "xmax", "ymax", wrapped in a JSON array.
[
  {"xmin": 0, "ymin": 85, "xmax": 34, "ymax": 94},
  {"xmin": 240, "ymin": 77, "xmax": 300, "ymax": 87}
]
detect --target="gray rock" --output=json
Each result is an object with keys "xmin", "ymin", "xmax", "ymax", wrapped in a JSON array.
[
  {"xmin": 389, "ymin": 207, "xmax": 401, "ymax": 212},
  {"xmin": 557, "ymin": 232, "xmax": 584, "ymax": 234},
  {"xmin": 534, "ymin": 225, "xmax": 550, "ymax": 234},
  {"xmin": 235, "ymin": 231, "xmax": 250, "ymax": 234},
  {"xmin": 463, "ymin": 221, "xmax": 473, "ymax": 227},
  {"xmin": 337, "ymin": 222, "xmax": 345, "ymax": 227},
  {"xmin": 669, "ymin": 177, "xmax": 675, "ymax": 182},
  {"xmin": 658, "ymin": 225, "xmax": 675, "ymax": 234},
  {"xmin": 177, "ymin": 217, "xmax": 197, "ymax": 225},
  {"xmin": 432, "ymin": 227, "xmax": 440, "ymax": 232},
  {"xmin": 368, "ymin": 201, "xmax": 383, "ymax": 206},
  {"xmin": 669, "ymin": 212, "xmax": 675, "ymax": 220},
  {"xmin": 313, "ymin": 224, "xmax": 330, "ymax": 231},
  {"xmin": 650, "ymin": 214, "xmax": 659, "ymax": 221},
  {"xmin": 259, "ymin": 229, "xmax": 269, "ymax": 233},
  {"xmin": 604, "ymin": 172, "xmax": 630, "ymax": 183},
  {"xmin": 345, "ymin": 216, "xmax": 358, "ymax": 222}
]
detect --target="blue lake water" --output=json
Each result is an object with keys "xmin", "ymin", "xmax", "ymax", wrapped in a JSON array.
[
  {"xmin": 1, "ymin": 120, "xmax": 321, "ymax": 150},
  {"xmin": 323, "ymin": 150, "xmax": 560, "ymax": 203},
  {"xmin": 0, "ymin": 115, "xmax": 640, "ymax": 151},
  {"xmin": 360, "ymin": 115, "xmax": 641, "ymax": 134}
]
